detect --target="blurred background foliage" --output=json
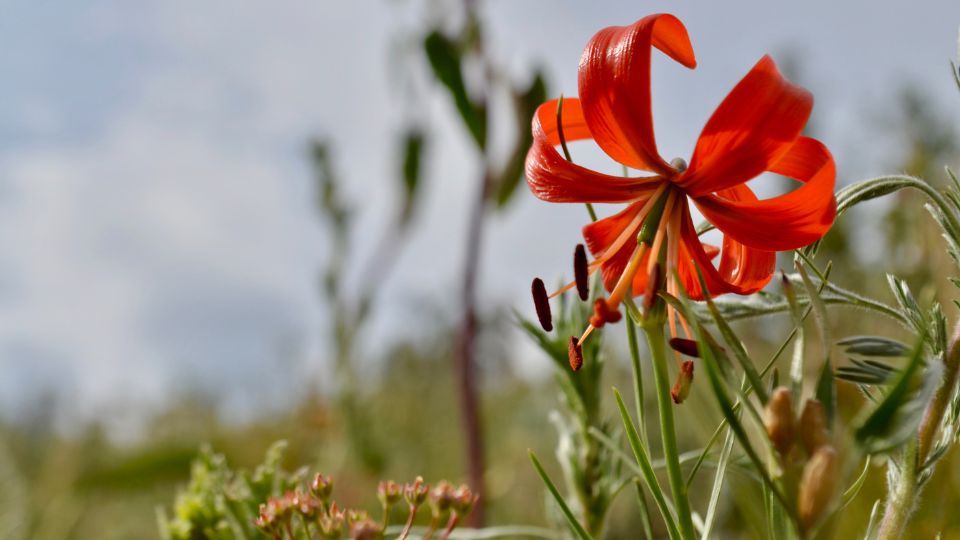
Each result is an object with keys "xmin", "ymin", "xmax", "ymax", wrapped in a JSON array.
[{"xmin": 2, "ymin": 4, "xmax": 960, "ymax": 540}]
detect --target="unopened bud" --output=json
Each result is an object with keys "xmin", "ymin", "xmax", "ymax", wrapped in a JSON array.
[
  {"xmin": 346, "ymin": 509, "xmax": 371, "ymax": 526},
  {"xmin": 798, "ymin": 446, "xmax": 839, "ymax": 532},
  {"xmin": 377, "ymin": 480, "xmax": 401, "ymax": 509},
  {"xmin": 291, "ymin": 491, "xmax": 322, "ymax": 519},
  {"xmin": 348, "ymin": 517, "xmax": 384, "ymax": 540},
  {"xmin": 319, "ymin": 511, "xmax": 345, "ymax": 539},
  {"xmin": 799, "ymin": 399, "xmax": 830, "ymax": 454},
  {"xmin": 574, "ymin": 244, "xmax": 590, "ymax": 301},
  {"xmin": 429, "ymin": 481, "xmax": 456, "ymax": 517},
  {"xmin": 764, "ymin": 387, "xmax": 795, "ymax": 456},
  {"xmin": 531, "ymin": 278, "xmax": 552, "ymax": 332},
  {"xmin": 671, "ymin": 361, "xmax": 695, "ymax": 404},
  {"xmin": 403, "ymin": 476, "xmax": 429, "ymax": 507},
  {"xmin": 452, "ymin": 484, "xmax": 478, "ymax": 515},
  {"xmin": 568, "ymin": 336, "xmax": 584, "ymax": 371},
  {"xmin": 311, "ymin": 473, "xmax": 334, "ymax": 500}
]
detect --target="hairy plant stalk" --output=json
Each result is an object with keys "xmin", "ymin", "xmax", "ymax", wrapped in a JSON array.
[
  {"xmin": 644, "ymin": 321, "xmax": 696, "ymax": 540},
  {"xmin": 917, "ymin": 321, "xmax": 960, "ymax": 463},
  {"xmin": 877, "ymin": 322, "xmax": 960, "ymax": 539},
  {"xmin": 876, "ymin": 443, "xmax": 918, "ymax": 540}
]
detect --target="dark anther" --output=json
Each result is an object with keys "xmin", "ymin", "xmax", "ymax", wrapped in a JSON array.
[
  {"xmin": 531, "ymin": 278, "xmax": 553, "ymax": 331},
  {"xmin": 574, "ymin": 244, "xmax": 589, "ymax": 301},
  {"xmin": 568, "ymin": 336, "xmax": 584, "ymax": 371}
]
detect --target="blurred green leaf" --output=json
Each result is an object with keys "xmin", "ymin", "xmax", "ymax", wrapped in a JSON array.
[
  {"xmin": 528, "ymin": 450, "xmax": 593, "ymax": 540},
  {"xmin": 612, "ymin": 389, "xmax": 680, "ymax": 540},
  {"xmin": 424, "ymin": 30, "xmax": 487, "ymax": 149},
  {"xmin": 399, "ymin": 129, "xmax": 425, "ymax": 224},
  {"xmin": 838, "ymin": 336, "xmax": 911, "ymax": 358},
  {"xmin": 495, "ymin": 72, "xmax": 547, "ymax": 208},
  {"xmin": 855, "ymin": 333, "xmax": 939, "ymax": 454}
]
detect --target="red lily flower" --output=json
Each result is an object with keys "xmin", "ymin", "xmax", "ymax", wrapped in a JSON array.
[{"xmin": 526, "ymin": 14, "xmax": 836, "ymax": 367}]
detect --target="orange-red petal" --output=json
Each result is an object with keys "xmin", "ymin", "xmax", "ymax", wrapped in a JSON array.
[
  {"xmin": 678, "ymin": 55, "xmax": 813, "ymax": 197},
  {"xmin": 583, "ymin": 201, "xmax": 650, "ymax": 291},
  {"xmin": 526, "ymin": 99, "xmax": 663, "ymax": 203},
  {"xmin": 677, "ymin": 204, "xmax": 775, "ymax": 299},
  {"xmin": 692, "ymin": 137, "xmax": 837, "ymax": 251},
  {"xmin": 578, "ymin": 14, "xmax": 696, "ymax": 175}
]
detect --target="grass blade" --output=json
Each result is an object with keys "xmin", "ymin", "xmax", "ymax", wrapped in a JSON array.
[
  {"xmin": 613, "ymin": 388, "xmax": 681, "ymax": 540},
  {"xmin": 528, "ymin": 450, "xmax": 592, "ymax": 540}
]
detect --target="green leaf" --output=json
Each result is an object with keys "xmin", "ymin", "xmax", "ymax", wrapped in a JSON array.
[
  {"xmin": 672, "ymin": 283, "xmax": 798, "ymax": 526},
  {"xmin": 528, "ymin": 450, "xmax": 593, "ymax": 540},
  {"xmin": 838, "ymin": 336, "xmax": 910, "ymax": 358},
  {"xmin": 495, "ymin": 72, "xmax": 547, "ymax": 208},
  {"xmin": 815, "ymin": 358, "xmax": 837, "ymax": 430},
  {"xmin": 839, "ymin": 457, "xmax": 872, "ymax": 511},
  {"xmin": 700, "ymin": 427, "xmax": 735, "ymax": 540},
  {"xmin": 702, "ymin": 292, "xmax": 770, "ymax": 405},
  {"xmin": 423, "ymin": 30, "xmax": 487, "ymax": 149},
  {"xmin": 855, "ymin": 332, "xmax": 939, "ymax": 454},
  {"xmin": 612, "ymin": 389, "xmax": 681, "ymax": 540},
  {"xmin": 399, "ymin": 129, "xmax": 425, "ymax": 223}
]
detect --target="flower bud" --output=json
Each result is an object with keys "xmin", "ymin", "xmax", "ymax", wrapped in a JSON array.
[
  {"xmin": 429, "ymin": 480, "xmax": 456, "ymax": 517},
  {"xmin": 452, "ymin": 484, "xmax": 478, "ymax": 515},
  {"xmin": 291, "ymin": 491, "xmax": 322, "ymax": 519},
  {"xmin": 319, "ymin": 512, "xmax": 345, "ymax": 540},
  {"xmin": 671, "ymin": 361, "xmax": 695, "ymax": 404},
  {"xmin": 346, "ymin": 509, "xmax": 370, "ymax": 525},
  {"xmin": 799, "ymin": 399, "xmax": 830, "ymax": 454},
  {"xmin": 311, "ymin": 473, "xmax": 334, "ymax": 501},
  {"xmin": 798, "ymin": 446, "xmax": 839, "ymax": 531},
  {"xmin": 377, "ymin": 480, "xmax": 402, "ymax": 509},
  {"xmin": 404, "ymin": 476, "xmax": 429, "ymax": 507},
  {"xmin": 348, "ymin": 517, "xmax": 384, "ymax": 540},
  {"xmin": 764, "ymin": 387, "xmax": 795, "ymax": 456}
]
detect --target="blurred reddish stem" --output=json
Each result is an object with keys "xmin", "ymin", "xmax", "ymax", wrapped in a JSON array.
[{"xmin": 458, "ymin": 170, "xmax": 490, "ymax": 526}]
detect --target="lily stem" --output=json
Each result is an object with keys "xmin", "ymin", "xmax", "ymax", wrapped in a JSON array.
[{"xmin": 644, "ymin": 320, "xmax": 696, "ymax": 540}]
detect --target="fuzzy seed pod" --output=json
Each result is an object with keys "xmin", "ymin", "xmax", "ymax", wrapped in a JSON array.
[
  {"xmin": 798, "ymin": 446, "xmax": 839, "ymax": 531},
  {"xmin": 764, "ymin": 387, "xmax": 796, "ymax": 456},
  {"xmin": 799, "ymin": 399, "xmax": 830, "ymax": 454}
]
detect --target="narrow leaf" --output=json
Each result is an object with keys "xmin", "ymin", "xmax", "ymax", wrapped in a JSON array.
[
  {"xmin": 613, "ymin": 389, "xmax": 681, "ymax": 540},
  {"xmin": 528, "ymin": 450, "xmax": 593, "ymax": 540}
]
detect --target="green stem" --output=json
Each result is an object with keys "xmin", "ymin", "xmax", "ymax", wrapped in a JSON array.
[
  {"xmin": 643, "ymin": 321, "xmax": 696, "ymax": 540},
  {"xmin": 876, "ymin": 443, "xmax": 918, "ymax": 540},
  {"xmin": 627, "ymin": 318, "xmax": 647, "ymax": 441}
]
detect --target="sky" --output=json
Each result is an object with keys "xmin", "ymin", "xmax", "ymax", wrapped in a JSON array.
[{"xmin": 0, "ymin": 0, "xmax": 958, "ymax": 435}]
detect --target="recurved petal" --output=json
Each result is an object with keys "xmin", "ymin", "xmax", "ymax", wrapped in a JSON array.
[
  {"xmin": 526, "ymin": 100, "xmax": 662, "ymax": 203},
  {"xmin": 677, "ymin": 204, "xmax": 775, "ymax": 299},
  {"xmin": 679, "ymin": 55, "xmax": 813, "ymax": 197},
  {"xmin": 692, "ymin": 137, "xmax": 837, "ymax": 251},
  {"xmin": 578, "ymin": 14, "xmax": 696, "ymax": 174}
]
